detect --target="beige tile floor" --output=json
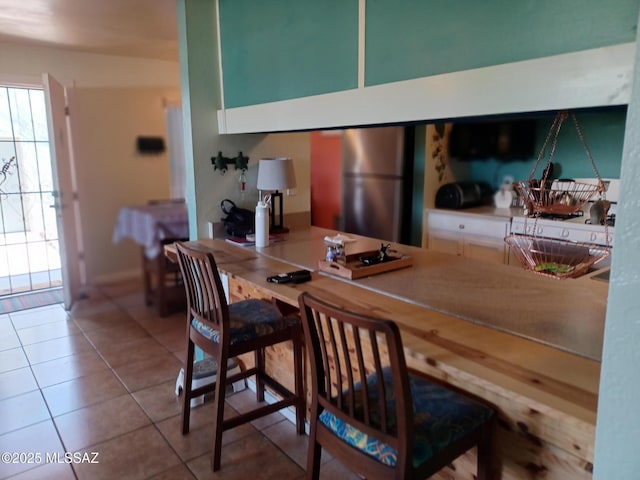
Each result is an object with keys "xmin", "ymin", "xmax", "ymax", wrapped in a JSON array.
[{"xmin": 0, "ymin": 279, "xmax": 361, "ymax": 480}]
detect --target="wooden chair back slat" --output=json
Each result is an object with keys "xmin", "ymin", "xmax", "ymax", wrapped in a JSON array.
[
  {"xmin": 369, "ymin": 329, "xmax": 388, "ymax": 433},
  {"xmin": 352, "ymin": 326, "xmax": 370, "ymax": 425},
  {"xmin": 335, "ymin": 321, "xmax": 355, "ymax": 417}
]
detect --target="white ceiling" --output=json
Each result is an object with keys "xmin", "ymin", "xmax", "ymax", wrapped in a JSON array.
[{"xmin": 0, "ymin": 0, "xmax": 179, "ymax": 61}]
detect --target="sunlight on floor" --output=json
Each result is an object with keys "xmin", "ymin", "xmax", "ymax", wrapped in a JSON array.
[{"xmin": 0, "ymin": 231, "xmax": 62, "ymax": 295}]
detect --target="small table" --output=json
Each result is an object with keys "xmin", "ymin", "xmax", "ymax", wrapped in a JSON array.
[
  {"xmin": 113, "ymin": 203, "xmax": 189, "ymax": 258},
  {"xmin": 113, "ymin": 203, "xmax": 189, "ymax": 315}
]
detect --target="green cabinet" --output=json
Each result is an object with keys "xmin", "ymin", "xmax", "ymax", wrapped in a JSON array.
[
  {"xmin": 219, "ymin": 0, "xmax": 359, "ymax": 108},
  {"xmin": 219, "ymin": 0, "xmax": 638, "ymax": 109},
  {"xmin": 215, "ymin": 1, "xmax": 637, "ymax": 133},
  {"xmin": 365, "ymin": 0, "xmax": 638, "ymax": 86}
]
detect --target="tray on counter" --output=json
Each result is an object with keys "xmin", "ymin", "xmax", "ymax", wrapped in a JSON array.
[{"xmin": 318, "ymin": 250, "xmax": 413, "ymax": 280}]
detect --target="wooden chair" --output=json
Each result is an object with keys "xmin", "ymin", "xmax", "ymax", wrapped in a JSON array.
[
  {"xmin": 298, "ymin": 292, "xmax": 497, "ymax": 480},
  {"xmin": 175, "ymin": 242, "xmax": 305, "ymax": 471},
  {"xmin": 142, "ymin": 237, "xmax": 187, "ymax": 316}
]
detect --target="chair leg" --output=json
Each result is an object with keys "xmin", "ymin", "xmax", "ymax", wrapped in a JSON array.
[
  {"xmin": 255, "ymin": 347, "xmax": 265, "ymax": 402},
  {"xmin": 157, "ymin": 282, "xmax": 168, "ymax": 317},
  {"xmin": 181, "ymin": 339, "xmax": 195, "ymax": 435},
  {"xmin": 305, "ymin": 423, "xmax": 322, "ymax": 480},
  {"xmin": 211, "ymin": 352, "xmax": 229, "ymax": 472},
  {"xmin": 293, "ymin": 332, "xmax": 305, "ymax": 435},
  {"xmin": 142, "ymin": 251, "xmax": 152, "ymax": 306},
  {"xmin": 476, "ymin": 420, "xmax": 496, "ymax": 480},
  {"xmin": 156, "ymin": 254, "xmax": 170, "ymax": 317}
]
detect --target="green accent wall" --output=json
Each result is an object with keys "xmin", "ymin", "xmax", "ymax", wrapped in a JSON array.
[
  {"xmin": 219, "ymin": 0, "xmax": 358, "ymax": 108},
  {"xmin": 365, "ymin": 0, "xmax": 639, "ymax": 86}
]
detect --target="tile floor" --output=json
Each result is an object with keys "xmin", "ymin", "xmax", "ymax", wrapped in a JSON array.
[{"xmin": 0, "ymin": 279, "xmax": 361, "ymax": 480}]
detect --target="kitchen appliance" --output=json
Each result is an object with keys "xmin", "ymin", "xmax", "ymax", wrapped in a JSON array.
[
  {"xmin": 340, "ymin": 126, "xmax": 414, "ymax": 242},
  {"xmin": 435, "ymin": 181, "xmax": 492, "ymax": 209}
]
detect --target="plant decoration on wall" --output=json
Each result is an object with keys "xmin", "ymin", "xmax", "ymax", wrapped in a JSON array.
[
  {"xmin": 0, "ymin": 156, "xmax": 16, "ymax": 199},
  {"xmin": 432, "ymin": 124, "xmax": 447, "ymax": 183}
]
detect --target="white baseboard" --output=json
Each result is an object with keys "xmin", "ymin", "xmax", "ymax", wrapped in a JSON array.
[{"xmin": 92, "ymin": 269, "xmax": 141, "ymax": 286}]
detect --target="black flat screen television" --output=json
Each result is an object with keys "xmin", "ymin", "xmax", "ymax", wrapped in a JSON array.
[{"xmin": 449, "ymin": 119, "xmax": 537, "ymax": 161}]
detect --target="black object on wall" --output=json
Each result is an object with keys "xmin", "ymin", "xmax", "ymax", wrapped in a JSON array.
[
  {"xmin": 137, "ymin": 136, "xmax": 166, "ymax": 154},
  {"xmin": 449, "ymin": 119, "xmax": 537, "ymax": 161}
]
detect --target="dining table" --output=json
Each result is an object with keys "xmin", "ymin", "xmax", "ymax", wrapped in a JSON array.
[
  {"xmin": 112, "ymin": 202, "xmax": 189, "ymax": 258},
  {"xmin": 113, "ymin": 201, "xmax": 189, "ymax": 315}
]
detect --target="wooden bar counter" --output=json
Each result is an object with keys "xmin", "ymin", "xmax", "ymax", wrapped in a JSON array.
[{"xmin": 191, "ymin": 227, "xmax": 603, "ymax": 480}]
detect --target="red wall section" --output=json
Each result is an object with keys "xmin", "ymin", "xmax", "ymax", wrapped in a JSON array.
[{"xmin": 310, "ymin": 131, "xmax": 342, "ymax": 229}]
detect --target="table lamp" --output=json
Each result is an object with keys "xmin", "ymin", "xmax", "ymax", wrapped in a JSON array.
[{"xmin": 256, "ymin": 157, "xmax": 296, "ymax": 234}]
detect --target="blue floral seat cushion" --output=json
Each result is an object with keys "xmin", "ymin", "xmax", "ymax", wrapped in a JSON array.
[
  {"xmin": 191, "ymin": 299, "xmax": 295, "ymax": 345},
  {"xmin": 318, "ymin": 367, "xmax": 494, "ymax": 468}
]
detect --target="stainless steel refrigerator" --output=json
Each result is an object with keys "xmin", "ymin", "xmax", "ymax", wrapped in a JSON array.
[{"xmin": 340, "ymin": 126, "xmax": 413, "ymax": 243}]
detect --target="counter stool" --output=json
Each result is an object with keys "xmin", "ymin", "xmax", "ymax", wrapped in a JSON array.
[
  {"xmin": 175, "ymin": 242, "xmax": 305, "ymax": 471},
  {"xmin": 298, "ymin": 292, "xmax": 497, "ymax": 480}
]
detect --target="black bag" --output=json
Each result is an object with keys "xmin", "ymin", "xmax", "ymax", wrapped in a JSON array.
[{"xmin": 221, "ymin": 199, "xmax": 255, "ymax": 237}]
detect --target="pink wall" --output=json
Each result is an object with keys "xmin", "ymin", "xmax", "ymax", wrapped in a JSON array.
[{"xmin": 310, "ymin": 131, "xmax": 342, "ymax": 229}]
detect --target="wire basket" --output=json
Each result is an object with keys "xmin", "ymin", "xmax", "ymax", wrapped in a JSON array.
[
  {"xmin": 514, "ymin": 111, "xmax": 607, "ymax": 216},
  {"xmin": 513, "ymin": 179, "xmax": 603, "ymax": 215},
  {"xmin": 505, "ymin": 234, "xmax": 611, "ymax": 279}
]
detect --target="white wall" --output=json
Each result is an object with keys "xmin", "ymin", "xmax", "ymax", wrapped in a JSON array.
[
  {"xmin": 0, "ymin": 43, "xmax": 180, "ymax": 88},
  {"xmin": 71, "ymin": 87, "xmax": 179, "ymax": 282},
  {"xmin": 0, "ymin": 41, "xmax": 181, "ymax": 285},
  {"xmin": 211, "ymin": 132, "xmax": 311, "ymax": 218}
]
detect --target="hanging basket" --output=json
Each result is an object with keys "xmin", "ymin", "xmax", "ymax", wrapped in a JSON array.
[
  {"xmin": 505, "ymin": 234, "xmax": 611, "ymax": 279},
  {"xmin": 514, "ymin": 111, "xmax": 606, "ymax": 216},
  {"xmin": 507, "ymin": 110, "xmax": 611, "ymax": 279},
  {"xmin": 514, "ymin": 179, "xmax": 603, "ymax": 216}
]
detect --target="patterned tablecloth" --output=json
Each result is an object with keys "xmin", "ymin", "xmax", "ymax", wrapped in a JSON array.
[{"xmin": 112, "ymin": 203, "xmax": 189, "ymax": 258}]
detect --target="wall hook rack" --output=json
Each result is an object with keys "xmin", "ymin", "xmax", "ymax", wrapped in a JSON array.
[{"xmin": 212, "ymin": 151, "xmax": 249, "ymax": 174}]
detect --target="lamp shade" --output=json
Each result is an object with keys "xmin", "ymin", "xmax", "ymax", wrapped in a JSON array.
[{"xmin": 256, "ymin": 157, "xmax": 297, "ymax": 191}]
